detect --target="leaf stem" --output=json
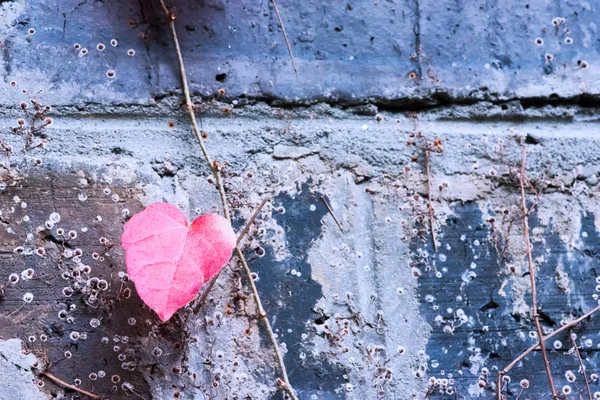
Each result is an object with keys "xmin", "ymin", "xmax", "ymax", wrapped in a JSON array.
[
  {"xmin": 235, "ymin": 196, "xmax": 271, "ymax": 248},
  {"xmin": 157, "ymin": 3, "xmax": 297, "ymax": 399}
]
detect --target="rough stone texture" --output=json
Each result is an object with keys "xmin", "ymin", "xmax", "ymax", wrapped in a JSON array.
[
  {"xmin": 0, "ymin": 339, "xmax": 47, "ymax": 400},
  {"xmin": 2, "ymin": 1, "xmax": 600, "ymax": 400}
]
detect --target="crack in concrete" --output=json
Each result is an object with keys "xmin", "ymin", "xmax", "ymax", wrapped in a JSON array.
[
  {"xmin": 2, "ymin": 98, "xmax": 600, "ymax": 123},
  {"xmin": 412, "ymin": 0, "xmax": 422, "ymax": 80},
  {"xmin": 61, "ymin": 12, "xmax": 66, "ymax": 40}
]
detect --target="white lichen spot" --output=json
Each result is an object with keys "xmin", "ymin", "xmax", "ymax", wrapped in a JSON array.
[{"xmin": 49, "ymin": 212, "xmax": 61, "ymax": 223}]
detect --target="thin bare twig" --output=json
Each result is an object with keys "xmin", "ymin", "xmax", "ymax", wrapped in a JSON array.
[
  {"xmin": 194, "ymin": 196, "xmax": 270, "ymax": 311},
  {"xmin": 570, "ymin": 333, "xmax": 593, "ymax": 400},
  {"xmin": 425, "ymin": 149, "xmax": 438, "ymax": 252},
  {"xmin": 41, "ymin": 372, "xmax": 100, "ymax": 399},
  {"xmin": 156, "ymin": 3, "xmax": 297, "ymax": 399},
  {"xmin": 236, "ymin": 245, "xmax": 292, "ymax": 388},
  {"xmin": 319, "ymin": 196, "xmax": 344, "ymax": 233},
  {"xmin": 235, "ymin": 197, "xmax": 271, "ymax": 247},
  {"xmin": 518, "ymin": 144, "xmax": 557, "ymax": 399},
  {"xmin": 6, "ymin": 302, "xmax": 25, "ymax": 317},
  {"xmin": 515, "ymin": 387, "xmax": 525, "ymax": 400},
  {"xmin": 270, "ymin": 0, "xmax": 297, "ymax": 75},
  {"xmin": 497, "ymin": 303, "xmax": 600, "ymax": 399}
]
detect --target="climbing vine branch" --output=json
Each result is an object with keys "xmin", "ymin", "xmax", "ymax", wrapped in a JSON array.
[
  {"xmin": 156, "ymin": 2, "xmax": 297, "ymax": 399},
  {"xmin": 517, "ymin": 144, "xmax": 557, "ymax": 399},
  {"xmin": 495, "ymin": 140, "xmax": 600, "ymax": 398}
]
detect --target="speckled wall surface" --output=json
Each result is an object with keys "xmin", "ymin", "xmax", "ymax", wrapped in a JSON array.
[{"xmin": 1, "ymin": 1, "xmax": 600, "ymax": 399}]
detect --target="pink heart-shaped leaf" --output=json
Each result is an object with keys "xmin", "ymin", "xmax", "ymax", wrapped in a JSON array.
[{"xmin": 121, "ymin": 203, "xmax": 236, "ymax": 321}]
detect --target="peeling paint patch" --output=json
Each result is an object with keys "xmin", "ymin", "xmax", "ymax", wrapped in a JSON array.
[
  {"xmin": 416, "ymin": 201, "xmax": 600, "ymax": 398},
  {"xmin": 252, "ymin": 182, "xmax": 346, "ymax": 399}
]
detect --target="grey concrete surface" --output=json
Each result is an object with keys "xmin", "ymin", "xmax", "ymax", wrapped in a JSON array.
[
  {"xmin": 0, "ymin": 339, "xmax": 47, "ymax": 400},
  {"xmin": 2, "ymin": 1, "xmax": 600, "ymax": 400}
]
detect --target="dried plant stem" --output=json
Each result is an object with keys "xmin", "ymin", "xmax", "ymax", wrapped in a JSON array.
[
  {"xmin": 319, "ymin": 196, "xmax": 344, "ymax": 233},
  {"xmin": 157, "ymin": 3, "xmax": 297, "ymax": 399},
  {"xmin": 235, "ymin": 197, "xmax": 271, "ymax": 248},
  {"xmin": 495, "ymin": 374, "xmax": 502, "ymax": 400},
  {"xmin": 425, "ymin": 149, "xmax": 438, "ymax": 251},
  {"xmin": 518, "ymin": 145, "xmax": 557, "ymax": 399},
  {"xmin": 6, "ymin": 302, "xmax": 25, "ymax": 317},
  {"xmin": 270, "ymin": 0, "xmax": 297, "ymax": 74},
  {"xmin": 235, "ymin": 246, "xmax": 293, "ymax": 392},
  {"xmin": 570, "ymin": 334, "xmax": 593, "ymax": 400},
  {"xmin": 496, "ymin": 303, "xmax": 600, "ymax": 399},
  {"xmin": 515, "ymin": 387, "xmax": 525, "ymax": 400},
  {"xmin": 41, "ymin": 372, "xmax": 100, "ymax": 399}
]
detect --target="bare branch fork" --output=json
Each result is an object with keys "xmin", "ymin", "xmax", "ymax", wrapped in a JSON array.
[
  {"xmin": 193, "ymin": 196, "xmax": 270, "ymax": 312},
  {"xmin": 157, "ymin": 3, "xmax": 298, "ymax": 399},
  {"xmin": 496, "ymin": 303, "xmax": 600, "ymax": 399}
]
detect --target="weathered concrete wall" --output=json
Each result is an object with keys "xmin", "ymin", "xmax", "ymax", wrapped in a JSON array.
[
  {"xmin": 1, "ymin": 1, "xmax": 600, "ymax": 400},
  {"xmin": 2, "ymin": 0, "xmax": 600, "ymax": 106}
]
